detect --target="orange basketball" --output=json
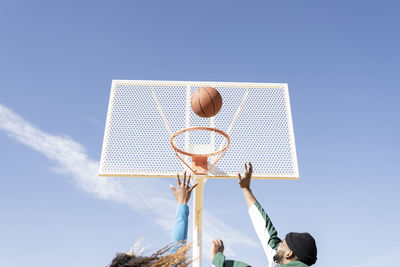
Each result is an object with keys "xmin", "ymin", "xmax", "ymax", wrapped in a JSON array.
[{"xmin": 191, "ymin": 86, "xmax": 223, "ymax": 118}]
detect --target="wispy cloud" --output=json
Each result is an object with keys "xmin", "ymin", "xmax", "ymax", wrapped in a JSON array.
[{"xmin": 0, "ymin": 103, "xmax": 257, "ymax": 259}]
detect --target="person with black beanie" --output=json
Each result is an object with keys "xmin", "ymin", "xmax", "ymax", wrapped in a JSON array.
[{"xmin": 210, "ymin": 162, "xmax": 318, "ymax": 267}]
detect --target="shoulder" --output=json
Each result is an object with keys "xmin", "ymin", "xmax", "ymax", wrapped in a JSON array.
[{"xmin": 280, "ymin": 261, "xmax": 309, "ymax": 267}]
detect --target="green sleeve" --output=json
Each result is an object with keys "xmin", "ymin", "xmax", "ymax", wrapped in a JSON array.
[
  {"xmin": 212, "ymin": 252, "xmax": 252, "ymax": 267},
  {"xmin": 248, "ymin": 201, "xmax": 282, "ymax": 265},
  {"xmin": 254, "ymin": 202, "xmax": 281, "ymax": 250},
  {"xmin": 212, "ymin": 252, "xmax": 226, "ymax": 267}
]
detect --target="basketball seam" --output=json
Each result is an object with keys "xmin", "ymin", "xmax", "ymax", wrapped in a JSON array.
[
  {"xmin": 203, "ymin": 87, "xmax": 216, "ymax": 116},
  {"xmin": 197, "ymin": 88, "xmax": 207, "ymax": 117}
]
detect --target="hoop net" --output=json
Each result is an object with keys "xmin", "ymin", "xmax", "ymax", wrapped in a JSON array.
[{"xmin": 171, "ymin": 127, "xmax": 230, "ymax": 175}]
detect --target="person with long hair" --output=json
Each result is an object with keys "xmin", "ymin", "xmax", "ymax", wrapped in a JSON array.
[{"xmin": 109, "ymin": 172, "xmax": 198, "ymax": 267}]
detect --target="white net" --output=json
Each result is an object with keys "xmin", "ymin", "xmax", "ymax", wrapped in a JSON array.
[{"xmin": 99, "ymin": 80, "xmax": 299, "ymax": 179}]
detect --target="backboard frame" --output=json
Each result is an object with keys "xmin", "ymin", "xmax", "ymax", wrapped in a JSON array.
[{"xmin": 99, "ymin": 80, "xmax": 299, "ymax": 180}]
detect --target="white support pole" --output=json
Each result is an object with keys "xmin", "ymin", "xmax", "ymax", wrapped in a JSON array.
[
  {"xmin": 185, "ymin": 85, "xmax": 191, "ymax": 150},
  {"xmin": 192, "ymin": 176, "xmax": 205, "ymax": 267}
]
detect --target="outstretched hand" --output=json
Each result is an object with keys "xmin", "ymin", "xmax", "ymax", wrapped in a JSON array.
[
  {"xmin": 210, "ymin": 239, "xmax": 224, "ymax": 260},
  {"xmin": 238, "ymin": 162, "xmax": 253, "ymax": 189},
  {"xmin": 169, "ymin": 171, "xmax": 198, "ymax": 204}
]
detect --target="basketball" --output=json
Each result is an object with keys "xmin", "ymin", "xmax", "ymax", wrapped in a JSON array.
[{"xmin": 191, "ymin": 86, "xmax": 223, "ymax": 118}]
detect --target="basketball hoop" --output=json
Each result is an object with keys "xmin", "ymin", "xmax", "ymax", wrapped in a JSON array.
[{"xmin": 170, "ymin": 127, "xmax": 230, "ymax": 175}]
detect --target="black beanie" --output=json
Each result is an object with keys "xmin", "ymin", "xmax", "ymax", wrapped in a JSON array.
[{"xmin": 285, "ymin": 232, "xmax": 317, "ymax": 266}]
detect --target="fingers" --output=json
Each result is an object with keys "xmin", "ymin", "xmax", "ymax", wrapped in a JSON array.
[
  {"xmin": 182, "ymin": 171, "xmax": 187, "ymax": 187},
  {"xmin": 186, "ymin": 173, "xmax": 192, "ymax": 187},
  {"xmin": 177, "ymin": 171, "xmax": 196, "ymax": 190},
  {"xmin": 212, "ymin": 239, "xmax": 224, "ymax": 252},
  {"xmin": 238, "ymin": 173, "xmax": 242, "ymax": 181},
  {"xmin": 213, "ymin": 239, "xmax": 219, "ymax": 248},
  {"xmin": 244, "ymin": 162, "xmax": 253, "ymax": 172},
  {"xmin": 245, "ymin": 161, "xmax": 252, "ymax": 175},
  {"xmin": 179, "ymin": 172, "xmax": 193, "ymax": 187},
  {"xmin": 212, "ymin": 239, "xmax": 222, "ymax": 247},
  {"xmin": 178, "ymin": 172, "xmax": 194, "ymax": 187},
  {"xmin": 169, "ymin": 184, "xmax": 176, "ymax": 194},
  {"xmin": 188, "ymin": 182, "xmax": 199, "ymax": 193}
]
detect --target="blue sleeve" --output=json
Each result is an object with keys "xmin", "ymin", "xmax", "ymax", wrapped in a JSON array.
[{"xmin": 169, "ymin": 203, "xmax": 189, "ymax": 254}]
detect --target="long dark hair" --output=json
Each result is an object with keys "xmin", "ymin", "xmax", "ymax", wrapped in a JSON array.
[{"xmin": 109, "ymin": 243, "xmax": 193, "ymax": 267}]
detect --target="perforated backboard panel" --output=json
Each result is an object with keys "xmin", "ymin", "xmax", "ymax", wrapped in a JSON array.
[{"xmin": 99, "ymin": 80, "xmax": 299, "ymax": 179}]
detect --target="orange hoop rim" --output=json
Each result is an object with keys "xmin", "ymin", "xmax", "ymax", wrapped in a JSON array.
[{"xmin": 170, "ymin": 126, "xmax": 230, "ymax": 157}]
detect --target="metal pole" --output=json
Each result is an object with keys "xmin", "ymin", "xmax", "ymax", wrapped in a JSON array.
[{"xmin": 192, "ymin": 176, "xmax": 205, "ymax": 267}]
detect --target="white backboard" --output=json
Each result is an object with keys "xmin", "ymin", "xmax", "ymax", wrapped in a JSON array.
[{"xmin": 99, "ymin": 80, "xmax": 299, "ymax": 179}]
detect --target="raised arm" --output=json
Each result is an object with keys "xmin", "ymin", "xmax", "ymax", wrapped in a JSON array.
[
  {"xmin": 238, "ymin": 162, "xmax": 257, "ymax": 208},
  {"xmin": 168, "ymin": 172, "xmax": 198, "ymax": 254},
  {"xmin": 238, "ymin": 162, "xmax": 281, "ymax": 266}
]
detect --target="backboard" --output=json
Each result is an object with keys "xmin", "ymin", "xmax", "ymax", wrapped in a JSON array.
[{"xmin": 99, "ymin": 80, "xmax": 299, "ymax": 179}]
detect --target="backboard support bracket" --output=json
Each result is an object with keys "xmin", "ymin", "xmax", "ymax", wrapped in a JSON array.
[{"xmin": 192, "ymin": 156, "xmax": 208, "ymax": 175}]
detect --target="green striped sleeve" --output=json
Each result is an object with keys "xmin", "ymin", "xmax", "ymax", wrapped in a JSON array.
[{"xmin": 248, "ymin": 202, "xmax": 282, "ymax": 264}]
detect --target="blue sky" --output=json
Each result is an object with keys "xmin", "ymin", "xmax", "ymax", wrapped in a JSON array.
[{"xmin": 1, "ymin": 1, "xmax": 399, "ymax": 266}]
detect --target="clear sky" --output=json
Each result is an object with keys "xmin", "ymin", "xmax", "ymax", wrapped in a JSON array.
[{"xmin": 1, "ymin": 1, "xmax": 399, "ymax": 267}]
